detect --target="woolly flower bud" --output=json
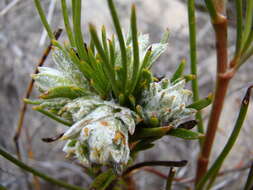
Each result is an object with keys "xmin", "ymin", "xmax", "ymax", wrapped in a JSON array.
[
  {"xmin": 139, "ymin": 78, "xmax": 196, "ymax": 126},
  {"xmin": 61, "ymin": 97, "xmax": 138, "ymax": 168}
]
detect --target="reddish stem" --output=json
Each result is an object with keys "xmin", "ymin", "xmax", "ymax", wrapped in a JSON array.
[{"xmin": 196, "ymin": 16, "xmax": 231, "ymax": 183}]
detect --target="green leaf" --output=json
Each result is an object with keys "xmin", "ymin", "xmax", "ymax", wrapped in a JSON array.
[
  {"xmin": 132, "ymin": 142, "xmax": 155, "ymax": 152},
  {"xmin": 61, "ymin": 0, "xmax": 75, "ymax": 47},
  {"xmin": 101, "ymin": 25, "xmax": 109, "ymax": 59},
  {"xmin": 171, "ymin": 59, "xmax": 186, "ymax": 82},
  {"xmin": 24, "ymin": 98, "xmax": 43, "ymax": 105},
  {"xmin": 40, "ymin": 86, "xmax": 88, "ymax": 99},
  {"xmin": 33, "ymin": 106, "xmax": 72, "ymax": 126},
  {"xmin": 129, "ymin": 4, "xmax": 140, "ymax": 94},
  {"xmin": 131, "ymin": 137, "xmax": 158, "ymax": 152},
  {"xmin": 241, "ymin": 0, "xmax": 253, "ymax": 52},
  {"xmin": 196, "ymin": 86, "xmax": 253, "ymax": 190},
  {"xmin": 33, "ymin": 0, "xmax": 54, "ymax": 40},
  {"xmin": 140, "ymin": 47, "xmax": 152, "ymax": 70},
  {"xmin": 89, "ymin": 24, "xmax": 119, "ymax": 96},
  {"xmin": 90, "ymin": 169, "xmax": 116, "ymax": 190},
  {"xmin": 107, "ymin": 0, "xmax": 128, "ymax": 92},
  {"xmin": 234, "ymin": 0, "xmax": 243, "ymax": 56},
  {"xmin": 187, "ymin": 94, "xmax": 213, "ymax": 110},
  {"xmin": 72, "ymin": 0, "xmax": 88, "ymax": 61},
  {"xmin": 131, "ymin": 126, "xmax": 173, "ymax": 141},
  {"xmin": 167, "ymin": 128, "xmax": 204, "ymax": 140}
]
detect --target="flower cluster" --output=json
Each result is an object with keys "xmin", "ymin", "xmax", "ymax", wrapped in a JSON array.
[
  {"xmin": 139, "ymin": 78, "xmax": 196, "ymax": 127},
  {"xmin": 28, "ymin": 0, "xmax": 198, "ymax": 171}
]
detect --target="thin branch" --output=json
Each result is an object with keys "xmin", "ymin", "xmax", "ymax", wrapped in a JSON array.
[
  {"xmin": 13, "ymin": 29, "xmax": 62, "ymax": 189},
  {"xmin": 166, "ymin": 168, "xmax": 176, "ymax": 190},
  {"xmin": 126, "ymin": 161, "xmax": 252, "ymax": 184},
  {"xmin": 122, "ymin": 160, "xmax": 187, "ymax": 177},
  {"xmin": 0, "ymin": 0, "xmax": 20, "ymax": 16},
  {"xmin": 13, "ymin": 29, "xmax": 62, "ymax": 159}
]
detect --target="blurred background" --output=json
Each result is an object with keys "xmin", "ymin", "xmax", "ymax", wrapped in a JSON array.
[{"xmin": 0, "ymin": 0, "xmax": 252, "ymax": 189}]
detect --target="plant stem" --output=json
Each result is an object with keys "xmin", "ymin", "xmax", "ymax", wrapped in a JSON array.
[
  {"xmin": 123, "ymin": 160, "xmax": 187, "ymax": 177},
  {"xmin": 204, "ymin": 0, "xmax": 218, "ymax": 21},
  {"xmin": 195, "ymin": 9, "xmax": 229, "ymax": 183},
  {"xmin": 196, "ymin": 86, "xmax": 252, "ymax": 189},
  {"xmin": 244, "ymin": 162, "xmax": 253, "ymax": 190},
  {"xmin": 187, "ymin": 0, "xmax": 204, "ymax": 145},
  {"xmin": 166, "ymin": 168, "xmax": 176, "ymax": 190},
  {"xmin": 0, "ymin": 147, "xmax": 86, "ymax": 190}
]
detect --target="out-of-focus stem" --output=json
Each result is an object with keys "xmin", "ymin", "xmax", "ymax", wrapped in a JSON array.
[{"xmin": 187, "ymin": 0, "xmax": 204, "ymax": 146}]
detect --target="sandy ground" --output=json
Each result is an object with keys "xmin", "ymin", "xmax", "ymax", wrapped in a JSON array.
[{"xmin": 0, "ymin": 0, "xmax": 252, "ymax": 189}]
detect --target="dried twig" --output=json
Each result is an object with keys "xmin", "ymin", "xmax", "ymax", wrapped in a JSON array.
[
  {"xmin": 122, "ymin": 160, "xmax": 187, "ymax": 177},
  {"xmin": 13, "ymin": 28, "xmax": 62, "ymax": 190},
  {"xmin": 0, "ymin": 0, "xmax": 20, "ymax": 17},
  {"xmin": 132, "ymin": 161, "xmax": 252, "ymax": 185}
]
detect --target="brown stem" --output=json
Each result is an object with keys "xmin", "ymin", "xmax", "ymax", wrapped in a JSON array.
[
  {"xmin": 129, "ymin": 161, "xmax": 252, "ymax": 184},
  {"xmin": 195, "ymin": 16, "xmax": 231, "ymax": 183},
  {"xmin": 123, "ymin": 160, "xmax": 187, "ymax": 177},
  {"xmin": 124, "ymin": 175, "xmax": 136, "ymax": 190},
  {"xmin": 13, "ymin": 29, "xmax": 62, "ymax": 190}
]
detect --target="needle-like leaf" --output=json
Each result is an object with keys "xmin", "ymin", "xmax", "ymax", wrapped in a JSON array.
[
  {"xmin": 61, "ymin": 0, "xmax": 75, "ymax": 47},
  {"xmin": 187, "ymin": 94, "xmax": 213, "ymax": 110},
  {"xmin": 89, "ymin": 24, "xmax": 119, "ymax": 96},
  {"xmin": 107, "ymin": 0, "xmax": 128, "ymax": 92},
  {"xmin": 196, "ymin": 86, "xmax": 253, "ymax": 190},
  {"xmin": 72, "ymin": 0, "xmax": 88, "ymax": 61},
  {"xmin": 171, "ymin": 59, "xmax": 186, "ymax": 83},
  {"xmin": 34, "ymin": 0, "xmax": 55, "ymax": 40},
  {"xmin": 33, "ymin": 106, "xmax": 72, "ymax": 126},
  {"xmin": 129, "ymin": 5, "xmax": 140, "ymax": 94}
]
